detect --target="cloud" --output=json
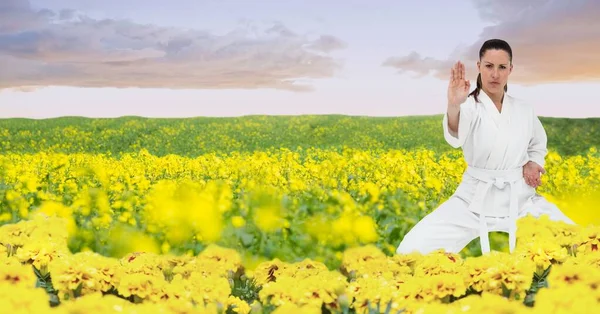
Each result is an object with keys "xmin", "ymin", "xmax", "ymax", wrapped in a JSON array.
[
  {"xmin": 0, "ymin": 0, "xmax": 346, "ymax": 91},
  {"xmin": 306, "ymin": 35, "xmax": 348, "ymax": 53},
  {"xmin": 383, "ymin": 0, "xmax": 600, "ymax": 85},
  {"xmin": 381, "ymin": 52, "xmax": 450, "ymax": 79}
]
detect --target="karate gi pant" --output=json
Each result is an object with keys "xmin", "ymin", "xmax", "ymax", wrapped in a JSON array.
[{"xmin": 395, "ymin": 195, "xmax": 576, "ymax": 255}]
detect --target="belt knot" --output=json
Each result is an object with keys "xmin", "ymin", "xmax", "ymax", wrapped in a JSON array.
[
  {"xmin": 493, "ymin": 177, "xmax": 507, "ymax": 189},
  {"xmin": 465, "ymin": 165, "xmax": 524, "ymax": 255}
]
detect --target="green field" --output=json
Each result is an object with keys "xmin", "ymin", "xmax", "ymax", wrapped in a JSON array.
[
  {"xmin": 1, "ymin": 114, "xmax": 599, "ymax": 313},
  {"xmin": 1, "ymin": 114, "xmax": 598, "ymax": 265},
  {"xmin": 1, "ymin": 115, "xmax": 598, "ymax": 156}
]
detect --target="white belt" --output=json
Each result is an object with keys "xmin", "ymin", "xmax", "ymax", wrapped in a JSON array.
[{"xmin": 465, "ymin": 165, "xmax": 523, "ymax": 254}]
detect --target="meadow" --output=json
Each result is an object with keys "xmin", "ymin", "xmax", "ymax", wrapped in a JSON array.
[{"xmin": 1, "ymin": 115, "xmax": 599, "ymax": 313}]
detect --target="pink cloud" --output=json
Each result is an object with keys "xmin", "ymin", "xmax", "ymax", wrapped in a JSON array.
[
  {"xmin": 0, "ymin": 0, "xmax": 346, "ymax": 92},
  {"xmin": 383, "ymin": 0, "xmax": 600, "ymax": 85}
]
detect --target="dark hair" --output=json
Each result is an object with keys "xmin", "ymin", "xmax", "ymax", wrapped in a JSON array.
[{"xmin": 469, "ymin": 39, "xmax": 513, "ymax": 103}]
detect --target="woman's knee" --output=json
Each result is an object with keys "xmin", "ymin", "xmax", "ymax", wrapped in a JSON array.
[
  {"xmin": 394, "ymin": 197, "xmax": 475, "ymax": 255},
  {"xmin": 395, "ymin": 227, "xmax": 471, "ymax": 255},
  {"xmin": 395, "ymin": 228, "xmax": 424, "ymax": 254}
]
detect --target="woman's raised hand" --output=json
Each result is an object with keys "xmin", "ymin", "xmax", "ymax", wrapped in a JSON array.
[{"xmin": 447, "ymin": 61, "xmax": 470, "ymax": 108}]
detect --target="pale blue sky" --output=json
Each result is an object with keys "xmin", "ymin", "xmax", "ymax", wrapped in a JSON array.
[{"xmin": 1, "ymin": 0, "xmax": 599, "ymax": 118}]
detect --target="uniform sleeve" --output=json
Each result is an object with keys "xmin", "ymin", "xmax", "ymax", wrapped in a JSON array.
[
  {"xmin": 442, "ymin": 100, "xmax": 476, "ymax": 148},
  {"xmin": 527, "ymin": 108, "xmax": 548, "ymax": 168}
]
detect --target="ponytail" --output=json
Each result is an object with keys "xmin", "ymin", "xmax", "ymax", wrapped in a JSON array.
[
  {"xmin": 468, "ymin": 73, "xmax": 509, "ymax": 103},
  {"xmin": 469, "ymin": 73, "xmax": 482, "ymax": 102}
]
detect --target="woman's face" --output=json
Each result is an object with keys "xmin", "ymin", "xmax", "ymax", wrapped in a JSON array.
[{"xmin": 477, "ymin": 49, "xmax": 513, "ymax": 95}]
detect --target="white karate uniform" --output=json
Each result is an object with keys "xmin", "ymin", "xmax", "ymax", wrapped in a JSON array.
[{"xmin": 396, "ymin": 90, "xmax": 575, "ymax": 255}]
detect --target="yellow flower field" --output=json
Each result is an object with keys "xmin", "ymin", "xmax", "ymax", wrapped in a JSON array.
[{"xmin": 1, "ymin": 146, "xmax": 599, "ymax": 313}]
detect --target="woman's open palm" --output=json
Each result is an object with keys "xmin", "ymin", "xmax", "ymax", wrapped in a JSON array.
[{"xmin": 448, "ymin": 61, "xmax": 470, "ymax": 107}]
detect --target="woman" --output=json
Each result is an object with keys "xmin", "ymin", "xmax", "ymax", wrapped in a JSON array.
[{"xmin": 396, "ymin": 39, "xmax": 575, "ymax": 255}]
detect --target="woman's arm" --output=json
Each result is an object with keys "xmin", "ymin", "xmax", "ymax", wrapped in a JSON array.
[
  {"xmin": 528, "ymin": 113, "xmax": 548, "ymax": 168},
  {"xmin": 523, "ymin": 110, "xmax": 548, "ymax": 188},
  {"xmin": 446, "ymin": 105, "xmax": 460, "ymax": 137},
  {"xmin": 443, "ymin": 101, "xmax": 475, "ymax": 148}
]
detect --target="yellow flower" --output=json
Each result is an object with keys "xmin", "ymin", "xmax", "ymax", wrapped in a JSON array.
[
  {"xmin": 15, "ymin": 239, "xmax": 66, "ymax": 271},
  {"xmin": 117, "ymin": 273, "xmax": 167, "ymax": 303},
  {"xmin": 186, "ymin": 271, "xmax": 232, "ymax": 307},
  {"xmin": 226, "ymin": 295, "xmax": 251, "ymax": 314},
  {"xmin": 547, "ymin": 262, "xmax": 600, "ymax": 293},
  {"xmin": 232, "ymin": 216, "xmax": 246, "ymax": 228},
  {"xmin": 254, "ymin": 204, "xmax": 285, "ymax": 233},
  {"xmin": 30, "ymin": 201, "xmax": 78, "ymax": 237},
  {"xmin": 0, "ymin": 258, "xmax": 37, "ymax": 287},
  {"xmin": 428, "ymin": 273, "xmax": 467, "ymax": 299},
  {"xmin": 0, "ymin": 243, "xmax": 7, "ymax": 258},
  {"xmin": 271, "ymin": 303, "xmax": 321, "ymax": 314},
  {"xmin": 450, "ymin": 292, "xmax": 532, "ymax": 313},
  {"xmin": 575, "ymin": 225, "xmax": 600, "ymax": 254},
  {"xmin": 0, "ymin": 283, "xmax": 53, "ymax": 313},
  {"xmin": 516, "ymin": 239, "xmax": 569, "ymax": 271},
  {"xmin": 353, "ymin": 216, "xmax": 379, "ymax": 243},
  {"xmin": 106, "ymin": 224, "xmax": 160, "ymax": 258},
  {"xmin": 197, "ymin": 244, "xmax": 243, "ymax": 276},
  {"xmin": 534, "ymin": 285, "xmax": 598, "ymax": 313},
  {"xmin": 48, "ymin": 251, "xmax": 120, "ymax": 299},
  {"xmin": 56, "ymin": 293, "xmax": 132, "ymax": 313},
  {"xmin": 412, "ymin": 250, "xmax": 463, "ymax": 277}
]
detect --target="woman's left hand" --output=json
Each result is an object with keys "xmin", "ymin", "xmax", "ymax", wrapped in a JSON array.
[{"xmin": 523, "ymin": 161, "xmax": 545, "ymax": 188}]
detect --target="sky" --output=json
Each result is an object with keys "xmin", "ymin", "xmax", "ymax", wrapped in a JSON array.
[{"xmin": 1, "ymin": 0, "xmax": 599, "ymax": 119}]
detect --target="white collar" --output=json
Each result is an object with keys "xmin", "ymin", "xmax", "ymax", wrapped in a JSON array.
[{"xmin": 477, "ymin": 89, "xmax": 511, "ymax": 126}]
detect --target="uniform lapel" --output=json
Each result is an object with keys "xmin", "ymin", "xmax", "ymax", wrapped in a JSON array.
[
  {"xmin": 479, "ymin": 90, "xmax": 502, "ymax": 127},
  {"xmin": 479, "ymin": 90, "xmax": 513, "ymax": 168}
]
